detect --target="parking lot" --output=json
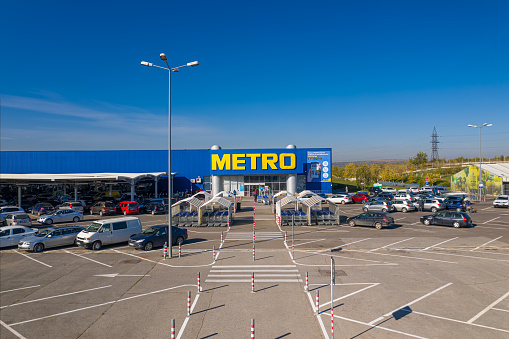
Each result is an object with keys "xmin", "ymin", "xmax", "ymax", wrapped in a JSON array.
[{"xmin": 1, "ymin": 200, "xmax": 509, "ymax": 338}]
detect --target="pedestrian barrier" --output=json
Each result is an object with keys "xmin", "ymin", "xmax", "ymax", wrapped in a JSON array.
[
  {"xmin": 171, "ymin": 318, "xmax": 175, "ymax": 339},
  {"xmin": 187, "ymin": 291, "xmax": 191, "ymax": 316},
  {"xmin": 163, "ymin": 242, "xmax": 168, "ymax": 259},
  {"xmin": 197, "ymin": 272, "xmax": 201, "ymax": 292},
  {"xmin": 251, "ymin": 318, "xmax": 255, "ymax": 339}
]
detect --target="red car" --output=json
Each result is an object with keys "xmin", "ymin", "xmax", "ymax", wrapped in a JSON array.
[
  {"xmin": 117, "ymin": 201, "xmax": 139, "ymax": 215},
  {"xmin": 351, "ymin": 193, "xmax": 371, "ymax": 204}
]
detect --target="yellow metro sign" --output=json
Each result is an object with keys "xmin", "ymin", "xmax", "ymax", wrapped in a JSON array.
[{"xmin": 212, "ymin": 153, "xmax": 296, "ymax": 171}]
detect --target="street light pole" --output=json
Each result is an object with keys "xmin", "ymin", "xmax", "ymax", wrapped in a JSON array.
[
  {"xmin": 467, "ymin": 123, "xmax": 492, "ymax": 200},
  {"xmin": 141, "ymin": 55, "xmax": 199, "ymax": 258}
]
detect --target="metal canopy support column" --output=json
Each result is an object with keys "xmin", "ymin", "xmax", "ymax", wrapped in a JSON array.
[
  {"xmin": 74, "ymin": 186, "xmax": 78, "ymax": 201},
  {"xmin": 130, "ymin": 180, "xmax": 135, "ymax": 201},
  {"xmin": 155, "ymin": 177, "xmax": 158, "ymax": 198},
  {"xmin": 18, "ymin": 186, "xmax": 22, "ymax": 207}
]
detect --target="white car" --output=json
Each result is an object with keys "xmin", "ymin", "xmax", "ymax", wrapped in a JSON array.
[
  {"xmin": 409, "ymin": 187, "xmax": 420, "ymax": 194},
  {"xmin": 327, "ymin": 194, "xmax": 352, "ymax": 204},
  {"xmin": 0, "ymin": 226, "xmax": 37, "ymax": 248},
  {"xmin": 382, "ymin": 187, "xmax": 397, "ymax": 194},
  {"xmin": 38, "ymin": 209, "xmax": 84, "ymax": 225},
  {"xmin": 493, "ymin": 195, "xmax": 509, "ymax": 208},
  {"xmin": 419, "ymin": 187, "xmax": 433, "ymax": 194}
]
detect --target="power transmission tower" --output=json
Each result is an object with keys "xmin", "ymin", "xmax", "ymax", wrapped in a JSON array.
[{"xmin": 430, "ymin": 126, "xmax": 440, "ymax": 162}]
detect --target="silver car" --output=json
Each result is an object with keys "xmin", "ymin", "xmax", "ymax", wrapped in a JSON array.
[
  {"xmin": 0, "ymin": 206, "xmax": 25, "ymax": 225},
  {"xmin": 327, "ymin": 194, "xmax": 352, "ymax": 204},
  {"xmin": 0, "ymin": 226, "xmax": 37, "ymax": 248},
  {"xmin": 362, "ymin": 201, "xmax": 394, "ymax": 212},
  {"xmin": 37, "ymin": 209, "xmax": 84, "ymax": 225},
  {"xmin": 4, "ymin": 213, "xmax": 32, "ymax": 226},
  {"xmin": 392, "ymin": 200, "xmax": 416, "ymax": 213},
  {"xmin": 18, "ymin": 226, "xmax": 85, "ymax": 252},
  {"xmin": 414, "ymin": 199, "xmax": 445, "ymax": 212}
]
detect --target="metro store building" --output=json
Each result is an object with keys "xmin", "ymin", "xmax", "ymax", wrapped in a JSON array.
[{"xmin": 1, "ymin": 145, "xmax": 332, "ymax": 197}]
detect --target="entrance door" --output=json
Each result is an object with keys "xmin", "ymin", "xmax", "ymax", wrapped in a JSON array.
[{"xmin": 244, "ymin": 183, "xmax": 264, "ymax": 197}]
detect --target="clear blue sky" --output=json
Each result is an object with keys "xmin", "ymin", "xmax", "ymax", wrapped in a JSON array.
[{"xmin": 1, "ymin": 0, "xmax": 508, "ymax": 162}]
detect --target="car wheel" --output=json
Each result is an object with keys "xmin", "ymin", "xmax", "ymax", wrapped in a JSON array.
[
  {"xmin": 341, "ymin": 200, "xmax": 346, "ymax": 205},
  {"xmin": 152, "ymin": 210, "xmax": 155, "ymax": 215},
  {"xmin": 144, "ymin": 241, "xmax": 153, "ymax": 251},
  {"xmin": 90, "ymin": 210, "xmax": 93, "ymax": 215},
  {"xmin": 45, "ymin": 219, "xmax": 53, "ymax": 225},
  {"xmin": 92, "ymin": 241, "xmax": 102, "ymax": 251},
  {"xmin": 348, "ymin": 220, "xmax": 356, "ymax": 227},
  {"xmin": 33, "ymin": 243, "xmax": 44, "ymax": 253},
  {"xmin": 73, "ymin": 216, "xmax": 80, "ymax": 222},
  {"xmin": 382, "ymin": 208, "xmax": 387, "ymax": 212},
  {"xmin": 402, "ymin": 207, "xmax": 408, "ymax": 213},
  {"xmin": 375, "ymin": 222, "xmax": 382, "ymax": 230},
  {"xmin": 423, "ymin": 219, "xmax": 431, "ymax": 225},
  {"xmin": 431, "ymin": 207, "xmax": 437, "ymax": 213},
  {"xmin": 363, "ymin": 207, "xmax": 368, "ymax": 212},
  {"xmin": 176, "ymin": 236, "xmax": 185, "ymax": 245},
  {"xmin": 453, "ymin": 222, "xmax": 460, "ymax": 228},
  {"xmin": 362, "ymin": 199, "xmax": 367, "ymax": 204},
  {"xmin": 99, "ymin": 211, "xmax": 103, "ymax": 216},
  {"xmin": 456, "ymin": 207, "xmax": 461, "ymax": 212}
]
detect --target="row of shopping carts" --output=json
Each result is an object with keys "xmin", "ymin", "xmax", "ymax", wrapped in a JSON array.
[
  {"xmin": 172, "ymin": 211, "xmax": 199, "ymax": 227},
  {"xmin": 310, "ymin": 210, "xmax": 337, "ymax": 225},
  {"xmin": 172, "ymin": 210, "xmax": 230, "ymax": 227},
  {"xmin": 280, "ymin": 210, "xmax": 307, "ymax": 226}
]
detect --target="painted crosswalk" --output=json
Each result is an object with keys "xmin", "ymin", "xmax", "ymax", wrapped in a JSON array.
[
  {"xmin": 205, "ymin": 265, "xmax": 302, "ymax": 283},
  {"xmin": 226, "ymin": 232, "xmax": 283, "ymax": 241}
]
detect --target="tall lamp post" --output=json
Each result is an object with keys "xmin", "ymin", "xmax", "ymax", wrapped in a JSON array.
[
  {"xmin": 141, "ymin": 54, "xmax": 199, "ymax": 258},
  {"xmin": 467, "ymin": 123, "xmax": 492, "ymax": 200}
]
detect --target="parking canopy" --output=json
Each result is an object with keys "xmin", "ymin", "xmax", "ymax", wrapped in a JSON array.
[
  {"xmin": 0, "ymin": 172, "xmax": 168, "ymax": 183},
  {"xmin": 198, "ymin": 197, "xmax": 233, "ymax": 226}
]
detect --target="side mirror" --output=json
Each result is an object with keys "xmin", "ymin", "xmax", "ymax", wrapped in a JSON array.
[{"xmin": 47, "ymin": 235, "xmax": 52, "ymax": 238}]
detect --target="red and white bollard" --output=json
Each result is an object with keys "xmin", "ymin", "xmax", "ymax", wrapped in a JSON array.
[
  {"xmin": 305, "ymin": 271, "xmax": 309, "ymax": 292},
  {"xmin": 292, "ymin": 240, "xmax": 295, "ymax": 259},
  {"xmin": 179, "ymin": 243, "xmax": 181, "ymax": 258},
  {"xmin": 197, "ymin": 272, "xmax": 201, "ymax": 292},
  {"xmin": 285, "ymin": 231, "xmax": 287, "ymax": 243},
  {"xmin": 213, "ymin": 246, "xmax": 216, "ymax": 261},
  {"xmin": 171, "ymin": 318, "xmax": 175, "ymax": 339},
  {"xmin": 331, "ymin": 304, "xmax": 334, "ymax": 339},
  {"xmin": 253, "ymin": 230, "xmax": 255, "ymax": 243},
  {"xmin": 251, "ymin": 272, "xmax": 255, "ymax": 293},
  {"xmin": 253, "ymin": 244, "xmax": 255, "ymax": 261},
  {"xmin": 316, "ymin": 290, "xmax": 319, "ymax": 315},
  {"xmin": 221, "ymin": 231, "xmax": 223, "ymax": 243},
  {"xmin": 187, "ymin": 290, "xmax": 191, "ymax": 316},
  {"xmin": 228, "ymin": 220, "xmax": 231, "ymax": 231},
  {"xmin": 251, "ymin": 318, "xmax": 255, "ymax": 339},
  {"xmin": 163, "ymin": 242, "xmax": 168, "ymax": 259}
]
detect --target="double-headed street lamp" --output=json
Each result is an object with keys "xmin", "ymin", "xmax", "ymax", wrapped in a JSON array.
[
  {"xmin": 467, "ymin": 123, "xmax": 492, "ymax": 200},
  {"xmin": 141, "ymin": 54, "xmax": 199, "ymax": 258}
]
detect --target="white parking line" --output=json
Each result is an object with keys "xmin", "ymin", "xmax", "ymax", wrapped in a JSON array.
[
  {"xmin": 471, "ymin": 236, "xmax": 503, "ymax": 251},
  {"xmin": 405, "ymin": 248, "xmax": 509, "ymax": 263},
  {"xmin": 306, "ymin": 291, "xmax": 328, "ymax": 338},
  {"xmin": 347, "ymin": 249, "xmax": 457, "ymax": 264},
  {"xmin": 320, "ymin": 283, "xmax": 379, "ymax": 307},
  {"xmin": 0, "ymin": 285, "xmax": 40, "ymax": 294},
  {"xmin": 368, "ymin": 238, "xmax": 414, "ymax": 252},
  {"xmin": 1, "ymin": 285, "xmax": 112, "ymax": 309},
  {"xmin": 64, "ymin": 250, "xmax": 112, "ymax": 267},
  {"xmin": 8, "ymin": 284, "xmax": 197, "ymax": 326},
  {"xmin": 467, "ymin": 290, "xmax": 509, "ymax": 324},
  {"xmin": 14, "ymin": 250, "xmax": 52, "ymax": 268},
  {"xmin": 381, "ymin": 283, "xmax": 453, "ymax": 318},
  {"xmin": 0, "ymin": 320, "xmax": 26, "ymax": 339},
  {"xmin": 492, "ymin": 307, "xmax": 509, "ymax": 313},
  {"xmin": 421, "ymin": 237, "xmax": 458, "ymax": 251},
  {"xmin": 293, "ymin": 239, "xmax": 326, "ymax": 247},
  {"xmin": 176, "ymin": 294, "xmax": 200, "ymax": 339},
  {"xmin": 317, "ymin": 238, "xmax": 371, "ymax": 253},
  {"xmin": 482, "ymin": 216, "xmax": 500, "ymax": 224}
]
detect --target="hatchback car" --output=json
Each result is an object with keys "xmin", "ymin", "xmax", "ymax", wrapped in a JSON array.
[
  {"xmin": 128, "ymin": 225, "xmax": 188, "ymax": 251},
  {"xmin": 139, "ymin": 198, "xmax": 166, "ymax": 213},
  {"xmin": 381, "ymin": 187, "xmax": 397, "ymax": 194},
  {"xmin": 18, "ymin": 226, "xmax": 85, "ymax": 252},
  {"xmin": 0, "ymin": 226, "xmax": 37, "ymax": 248},
  {"xmin": 394, "ymin": 193, "xmax": 415, "ymax": 202},
  {"xmin": 4, "ymin": 213, "xmax": 32, "ymax": 226},
  {"xmin": 327, "ymin": 194, "xmax": 352, "ymax": 204},
  {"xmin": 90, "ymin": 201, "xmax": 116, "ymax": 216},
  {"xmin": 347, "ymin": 212, "xmax": 394, "ymax": 229},
  {"xmin": 493, "ymin": 195, "xmax": 508, "ymax": 208},
  {"xmin": 0, "ymin": 206, "xmax": 25, "ymax": 225},
  {"xmin": 443, "ymin": 197, "xmax": 466, "ymax": 212},
  {"xmin": 37, "ymin": 209, "xmax": 84, "ymax": 225},
  {"xmin": 362, "ymin": 201, "xmax": 394, "ymax": 212},
  {"xmin": 414, "ymin": 199, "xmax": 445, "ymax": 212},
  {"xmin": 420, "ymin": 211, "xmax": 472, "ymax": 228},
  {"xmin": 31, "ymin": 202, "xmax": 55, "ymax": 216},
  {"xmin": 117, "ymin": 201, "xmax": 139, "ymax": 215},
  {"xmin": 57, "ymin": 201, "xmax": 84, "ymax": 212},
  {"xmin": 351, "ymin": 193, "xmax": 371, "ymax": 204},
  {"xmin": 145, "ymin": 202, "xmax": 166, "ymax": 215},
  {"xmin": 376, "ymin": 192, "xmax": 394, "ymax": 201},
  {"xmin": 391, "ymin": 200, "xmax": 416, "ymax": 213}
]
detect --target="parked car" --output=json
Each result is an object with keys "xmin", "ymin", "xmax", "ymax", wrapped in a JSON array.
[
  {"xmin": 394, "ymin": 193, "xmax": 415, "ymax": 202},
  {"xmin": 493, "ymin": 195, "xmax": 509, "ymax": 208},
  {"xmin": 381, "ymin": 187, "xmax": 397, "ymax": 194},
  {"xmin": 362, "ymin": 201, "xmax": 394, "ymax": 212},
  {"xmin": 4, "ymin": 213, "xmax": 32, "ymax": 226},
  {"xmin": 0, "ymin": 206, "xmax": 25, "ymax": 226},
  {"xmin": 117, "ymin": 201, "xmax": 140, "ymax": 215},
  {"xmin": 443, "ymin": 197, "xmax": 467, "ymax": 212},
  {"xmin": 0, "ymin": 226, "xmax": 37, "ymax": 248},
  {"xmin": 351, "ymin": 193, "xmax": 371, "ymax": 204},
  {"xmin": 414, "ymin": 198, "xmax": 445, "ymax": 212},
  {"xmin": 346, "ymin": 212, "xmax": 394, "ymax": 230},
  {"xmin": 420, "ymin": 211, "xmax": 472, "ymax": 228},
  {"xmin": 368, "ymin": 196, "xmax": 387, "ymax": 203},
  {"xmin": 409, "ymin": 187, "xmax": 420, "ymax": 194},
  {"xmin": 368, "ymin": 187, "xmax": 382, "ymax": 196},
  {"xmin": 419, "ymin": 187, "xmax": 434, "ymax": 194},
  {"xmin": 18, "ymin": 226, "xmax": 85, "ymax": 252},
  {"xmin": 145, "ymin": 203, "xmax": 166, "ymax": 215},
  {"xmin": 0, "ymin": 199, "xmax": 9, "ymax": 207},
  {"xmin": 128, "ymin": 225, "xmax": 188, "ymax": 251},
  {"xmin": 327, "ymin": 194, "xmax": 352, "ymax": 205},
  {"xmin": 76, "ymin": 217, "xmax": 142, "ymax": 250},
  {"xmin": 57, "ymin": 201, "xmax": 84, "ymax": 212},
  {"xmin": 31, "ymin": 202, "xmax": 55, "ymax": 216},
  {"xmin": 90, "ymin": 201, "xmax": 116, "ymax": 216},
  {"xmin": 392, "ymin": 200, "xmax": 416, "ymax": 213},
  {"xmin": 139, "ymin": 198, "xmax": 166, "ymax": 213},
  {"xmin": 376, "ymin": 192, "xmax": 394, "ymax": 201},
  {"xmin": 37, "ymin": 209, "xmax": 84, "ymax": 225}
]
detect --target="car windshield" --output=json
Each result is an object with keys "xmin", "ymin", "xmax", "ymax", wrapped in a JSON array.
[
  {"xmin": 497, "ymin": 196, "xmax": 508, "ymax": 200},
  {"xmin": 86, "ymin": 222, "xmax": 102, "ymax": 232},
  {"xmin": 36, "ymin": 229, "xmax": 52, "ymax": 237},
  {"xmin": 142, "ymin": 227, "xmax": 158, "ymax": 235}
]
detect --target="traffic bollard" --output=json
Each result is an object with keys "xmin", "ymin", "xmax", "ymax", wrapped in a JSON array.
[
  {"xmin": 251, "ymin": 272, "xmax": 255, "ymax": 293},
  {"xmin": 179, "ymin": 243, "xmax": 181, "ymax": 258},
  {"xmin": 305, "ymin": 271, "xmax": 309, "ymax": 292},
  {"xmin": 171, "ymin": 318, "xmax": 175, "ymax": 339},
  {"xmin": 292, "ymin": 240, "xmax": 295, "ymax": 259},
  {"xmin": 197, "ymin": 272, "xmax": 201, "ymax": 292},
  {"xmin": 253, "ymin": 230, "xmax": 255, "ymax": 243},
  {"xmin": 316, "ymin": 290, "xmax": 319, "ymax": 315},
  {"xmin": 285, "ymin": 231, "xmax": 287, "ymax": 243},
  {"xmin": 163, "ymin": 242, "xmax": 167, "ymax": 259},
  {"xmin": 213, "ymin": 246, "xmax": 216, "ymax": 260},
  {"xmin": 331, "ymin": 304, "xmax": 334, "ymax": 339},
  {"xmin": 187, "ymin": 291, "xmax": 191, "ymax": 316},
  {"xmin": 251, "ymin": 318, "xmax": 255, "ymax": 339},
  {"xmin": 253, "ymin": 244, "xmax": 255, "ymax": 261},
  {"xmin": 221, "ymin": 231, "xmax": 223, "ymax": 243}
]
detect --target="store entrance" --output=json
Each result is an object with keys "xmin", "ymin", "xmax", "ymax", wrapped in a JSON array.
[{"xmin": 244, "ymin": 183, "xmax": 263, "ymax": 197}]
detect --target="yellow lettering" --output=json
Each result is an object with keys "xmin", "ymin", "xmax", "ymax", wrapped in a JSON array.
[
  {"xmin": 279, "ymin": 153, "xmax": 296, "ymax": 169},
  {"xmin": 211, "ymin": 154, "xmax": 231, "ymax": 170},
  {"xmin": 246, "ymin": 154, "xmax": 261, "ymax": 170},
  {"xmin": 262, "ymin": 153, "xmax": 278, "ymax": 170},
  {"xmin": 232, "ymin": 154, "xmax": 246, "ymax": 170}
]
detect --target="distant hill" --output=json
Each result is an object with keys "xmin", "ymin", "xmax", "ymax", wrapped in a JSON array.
[{"xmin": 332, "ymin": 160, "xmax": 406, "ymax": 167}]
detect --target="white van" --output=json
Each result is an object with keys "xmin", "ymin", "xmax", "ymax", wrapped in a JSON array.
[{"xmin": 76, "ymin": 217, "xmax": 142, "ymax": 250}]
